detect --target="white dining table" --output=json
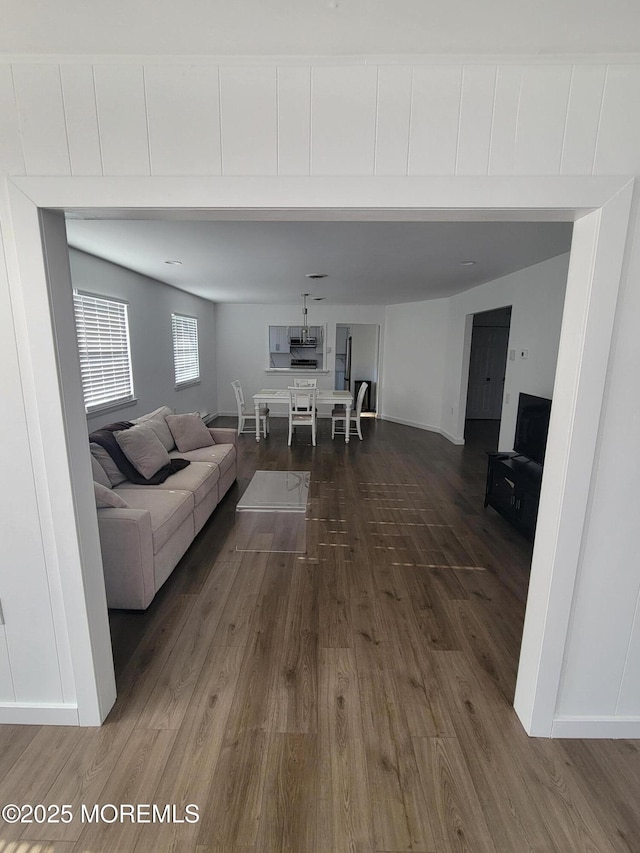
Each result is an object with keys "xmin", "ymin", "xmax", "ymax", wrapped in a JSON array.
[{"xmin": 252, "ymin": 388, "xmax": 354, "ymax": 443}]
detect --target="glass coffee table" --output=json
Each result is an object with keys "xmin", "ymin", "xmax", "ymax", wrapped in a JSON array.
[{"xmin": 236, "ymin": 470, "xmax": 310, "ymax": 553}]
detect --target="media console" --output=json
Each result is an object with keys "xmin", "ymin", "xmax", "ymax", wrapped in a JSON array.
[{"xmin": 484, "ymin": 452, "xmax": 543, "ymax": 540}]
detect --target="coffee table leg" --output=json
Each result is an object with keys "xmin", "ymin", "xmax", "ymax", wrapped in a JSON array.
[{"xmin": 254, "ymin": 404, "xmax": 261, "ymax": 441}]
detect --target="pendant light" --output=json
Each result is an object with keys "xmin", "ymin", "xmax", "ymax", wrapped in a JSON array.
[{"xmin": 301, "ymin": 292, "xmax": 310, "ymax": 343}]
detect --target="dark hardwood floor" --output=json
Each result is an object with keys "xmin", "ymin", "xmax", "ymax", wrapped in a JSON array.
[{"xmin": 2, "ymin": 415, "xmax": 639, "ymax": 852}]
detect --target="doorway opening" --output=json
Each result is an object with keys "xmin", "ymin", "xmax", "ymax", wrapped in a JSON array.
[
  {"xmin": 464, "ymin": 306, "xmax": 512, "ymax": 451},
  {"xmin": 9, "ymin": 175, "xmax": 631, "ymax": 733},
  {"xmin": 335, "ymin": 323, "xmax": 379, "ymax": 414}
]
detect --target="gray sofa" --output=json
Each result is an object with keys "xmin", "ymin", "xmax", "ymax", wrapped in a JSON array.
[{"xmin": 89, "ymin": 406, "xmax": 237, "ymax": 610}]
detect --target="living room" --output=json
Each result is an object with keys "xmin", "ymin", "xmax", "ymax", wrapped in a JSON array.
[
  {"xmin": 64, "ymin": 217, "xmax": 569, "ymax": 614},
  {"xmin": 7, "ymin": 208, "xmax": 637, "ymax": 851},
  {"xmin": 62, "ymin": 215, "xmax": 570, "ymax": 617},
  {"xmin": 0, "ymin": 3, "xmax": 638, "ymax": 752},
  {"xmin": 0, "ymin": 0, "xmax": 640, "ymax": 851}
]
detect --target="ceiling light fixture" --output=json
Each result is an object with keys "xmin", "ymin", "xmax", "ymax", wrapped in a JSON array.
[
  {"xmin": 305, "ymin": 273, "xmax": 328, "ymax": 280},
  {"xmin": 301, "ymin": 292, "xmax": 311, "ymax": 343},
  {"xmin": 165, "ymin": 259, "xmax": 183, "ymax": 265},
  {"xmin": 460, "ymin": 260, "xmax": 477, "ymax": 266}
]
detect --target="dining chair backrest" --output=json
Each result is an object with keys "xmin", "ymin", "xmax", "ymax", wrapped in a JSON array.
[
  {"xmin": 354, "ymin": 380, "xmax": 368, "ymax": 416},
  {"xmin": 288, "ymin": 386, "xmax": 317, "ymax": 415},
  {"xmin": 331, "ymin": 382, "xmax": 367, "ymax": 440},
  {"xmin": 287, "ymin": 387, "xmax": 318, "ymax": 446},
  {"xmin": 233, "ymin": 379, "xmax": 269, "ymax": 437},
  {"xmin": 231, "ymin": 379, "xmax": 245, "ymax": 412},
  {"xmin": 292, "ymin": 377, "xmax": 318, "ymax": 388}
]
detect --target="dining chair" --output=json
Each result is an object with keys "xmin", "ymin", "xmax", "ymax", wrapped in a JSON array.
[
  {"xmin": 292, "ymin": 377, "xmax": 318, "ymax": 388},
  {"xmin": 331, "ymin": 381, "xmax": 368, "ymax": 440},
  {"xmin": 288, "ymin": 387, "xmax": 318, "ymax": 446},
  {"xmin": 231, "ymin": 379, "xmax": 269, "ymax": 437}
]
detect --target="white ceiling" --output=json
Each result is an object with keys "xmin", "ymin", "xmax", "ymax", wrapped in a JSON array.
[
  {"xmin": 65, "ymin": 218, "xmax": 573, "ymax": 305},
  {"xmin": 3, "ymin": 0, "xmax": 640, "ymax": 56}
]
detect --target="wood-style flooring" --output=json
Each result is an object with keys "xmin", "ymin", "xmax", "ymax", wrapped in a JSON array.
[{"xmin": 2, "ymin": 416, "xmax": 640, "ymax": 852}]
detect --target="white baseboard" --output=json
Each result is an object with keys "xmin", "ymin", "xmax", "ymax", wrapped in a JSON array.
[
  {"xmin": 551, "ymin": 715, "xmax": 640, "ymax": 738},
  {"xmin": 0, "ymin": 702, "xmax": 79, "ymax": 726},
  {"xmin": 439, "ymin": 427, "xmax": 466, "ymax": 446},
  {"xmin": 379, "ymin": 415, "xmax": 465, "ymax": 446}
]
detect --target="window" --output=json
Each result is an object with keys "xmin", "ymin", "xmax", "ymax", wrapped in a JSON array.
[
  {"xmin": 172, "ymin": 314, "xmax": 200, "ymax": 388},
  {"xmin": 73, "ymin": 291, "xmax": 135, "ymax": 413}
]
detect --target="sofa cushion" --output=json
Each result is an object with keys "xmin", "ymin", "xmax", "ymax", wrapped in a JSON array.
[
  {"xmin": 169, "ymin": 443, "xmax": 236, "ymax": 478},
  {"xmin": 133, "ymin": 406, "xmax": 175, "ymax": 451},
  {"xmin": 114, "ymin": 488, "xmax": 194, "ymax": 554},
  {"xmin": 90, "ymin": 441, "xmax": 127, "ymax": 487},
  {"xmin": 94, "ymin": 482, "xmax": 129, "ymax": 508},
  {"xmin": 118, "ymin": 460, "xmax": 220, "ymax": 507},
  {"xmin": 115, "ymin": 424, "xmax": 172, "ymax": 479},
  {"xmin": 166, "ymin": 413, "xmax": 215, "ymax": 453}
]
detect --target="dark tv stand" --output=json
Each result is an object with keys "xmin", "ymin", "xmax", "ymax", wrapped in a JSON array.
[{"xmin": 484, "ymin": 452, "xmax": 543, "ymax": 540}]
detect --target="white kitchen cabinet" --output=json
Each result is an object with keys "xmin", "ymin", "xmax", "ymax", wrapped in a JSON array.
[{"xmin": 269, "ymin": 325, "xmax": 289, "ymax": 352}]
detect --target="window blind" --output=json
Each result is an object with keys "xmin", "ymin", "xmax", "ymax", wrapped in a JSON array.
[
  {"xmin": 73, "ymin": 291, "xmax": 134, "ymax": 412},
  {"xmin": 172, "ymin": 314, "xmax": 200, "ymax": 387}
]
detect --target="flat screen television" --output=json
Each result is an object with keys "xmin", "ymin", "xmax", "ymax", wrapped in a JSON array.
[{"xmin": 514, "ymin": 393, "xmax": 552, "ymax": 465}]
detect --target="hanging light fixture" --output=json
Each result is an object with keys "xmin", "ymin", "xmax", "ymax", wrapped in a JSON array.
[
  {"xmin": 300, "ymin": 274, "xmax": 327, "ymax": 343},
  {"xmin": 301, "ymin": 292, "xmax": 310, "ymax": 343}
]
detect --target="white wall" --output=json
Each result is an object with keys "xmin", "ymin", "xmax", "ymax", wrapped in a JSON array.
[
  {"xmin": 382, "ymin": 297, "xmax": 450, "ymax": 435},
  {"xmin": 0, "ymin": 220, "xmax": 71, "ymax": 713},
  {"xmin": 216, "ymin": 303, "xmax": 385, "ymax": 416},
  {"xmin": 381, "ymin": 253, "xmax": 569, "ymax": 446},
  {"xmin": 441, "ymin": 253, "xmax": 570, "ymax": 446},
  {"xmin": 69, "ymin": 250, "xmax": 218, "ymax": 428},
  {"xmin": 556, "ymin": 205, "xmax": 640, "ymax": 724},
  {"xmin": 0, "ymin": 55, "xmax": 639, "ymax": 734}
]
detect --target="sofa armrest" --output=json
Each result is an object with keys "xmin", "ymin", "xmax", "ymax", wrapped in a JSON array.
[
  {"xmin": 96, "ymin": 507, "xmax": 156, "ymax": 610},
  {"xmin": 208, "ymin": 427, "xmax": 238, "ymax": 446}
]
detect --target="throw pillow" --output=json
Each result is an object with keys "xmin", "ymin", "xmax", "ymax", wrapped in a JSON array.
[
  {"xmin": 166, "ymin": 413, "xmax": 215, "ymax": 453},
  {"xmin": 90, "ymin": 442, "xmax": 127, "ymax": 487},
  {"xmin": 132, "ymin": 406, "xmax": 175, "ymax": 451},
  {"xmin": 90, "ymin": 453, "xmax": 111, "ymax": 489},
  {"xmin": 115, "ymin": 423, "xmax": 172, "ymax": 480},
  {"xmin": 94, "ymin": 482, "xmax": 129, "ymax": 509}
]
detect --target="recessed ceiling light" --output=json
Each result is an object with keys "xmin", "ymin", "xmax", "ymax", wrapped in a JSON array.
[
  {"xmin": 460, "ymin": 260, "xmax": 477, "ymax": 266},
  {"xmin": 305, "ymin": 273, "xmax": 328, "ymax": 280},
  {"xmin": 165, "ymin": 259, "xmax": 183, "ymax": 265}
]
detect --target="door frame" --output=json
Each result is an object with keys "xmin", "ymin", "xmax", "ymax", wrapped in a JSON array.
[
  {"xmin": 2, "ymin": 174, "xmax": 634, "ymax": 733},
  {"xmin": 336, "ymin": 321, "xmax": 380, "ymax": 409}
]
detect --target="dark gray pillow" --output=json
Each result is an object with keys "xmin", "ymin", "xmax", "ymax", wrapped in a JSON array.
[
  {"xmin": 166, "ymin": 413, "xmax": 215, "ymax": 452},
  {"xmin": 94, "ymin": 482, "xmax": 129, "ymax": 509},
  {"xmin": 115, "ymin": 424, "xmax": 172, "ymax": 479}
]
